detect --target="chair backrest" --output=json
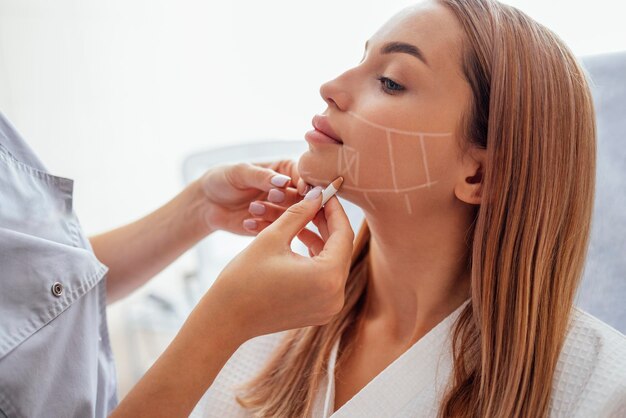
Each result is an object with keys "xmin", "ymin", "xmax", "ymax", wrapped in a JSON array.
[
  {"xmin": 182, "ymin": 52, "xmax": 626, "ymax": 332},
  {"xmin": 575, "ymin": 51, "xmax": 626, "ymax": 333}
]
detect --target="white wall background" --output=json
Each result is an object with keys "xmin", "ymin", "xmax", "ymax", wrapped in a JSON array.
[
  {"xmin": 1, "ymin": 0, "xmax": 624, "ymax": 242},
  {"xmin": 1, "ymin": 0, "xmax": 625, "ymax": 394}
]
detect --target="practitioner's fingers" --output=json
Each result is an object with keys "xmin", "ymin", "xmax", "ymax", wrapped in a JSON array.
[
  {"xmin": 247, "ymin": 202, "xmax": 326, "ymax": 255},
  {"xmin": 256, "ymin": 186, "xmax": 324, "ymax": 246},
  {"xmin": 241, "ymin": 218, "xmax": 272, "ymax": 234},
  {"xmin": 247, "ymin": 201, "xmax": 287, "ymax": 223},
  {"xmin": 254, "ymin": 159, "xmax": 301, "ymax": 187},
  {"xmin": 224, "ymin": 163, "xmax": 292, "ymax": 193},
  {"xmin": 315, "ymin": 196, "xmax": 354, "ymax": 265},
  {"xmin": 297, "ymin": 179, "xmax": 312, "ymax": 197},
  {"xmin": 312, "ymin": 210, "xmax": 330, "ymax": 241},
  {"xmin": 266, "ymin": 187, "xmax": 302, "ymax": 207},
  {"xmin": 297, "ymin": 228, "xmax": 325, "ymax": 257}
]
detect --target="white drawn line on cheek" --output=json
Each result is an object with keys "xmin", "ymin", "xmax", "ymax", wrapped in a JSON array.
[
  {"xmin": 404, "ymin": 194, "xmax": 413, "ymax": 215},
  {"xmin": 419, "ymin": 134, "xmax": 432, "ymax": 187},
  {"xmin": 342, "ymin": 180, "xmax": 439, "ymax": 193},
  {"xmin": 387, "ymin": 130, "xmax": 399, "ymax": 192},
  {"xmin": 346, "ymin": 110, "xmax": 453, "ymax": 137},
  {"xmin": 306, "ymin": 176, "xmax": 439, "ymax": 193},
  {"xmin": 353, "ymin": 149, "xmax": 360, "ymax": 186},
  {"xmin": 339, "ymin": 145, "xmax": 360, "ymax": 186},
  {"xmin": 303, "ymin": 111, "xmax": 449, "ymax": 215},
  {"xmin": 341, "ymin": 110, "xmax": 451, "ymax": 195}
]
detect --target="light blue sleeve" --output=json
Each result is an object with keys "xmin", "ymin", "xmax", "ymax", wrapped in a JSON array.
[{"xmin": 0, "ymin": 112, "xmax": 118, "ymax": 417}]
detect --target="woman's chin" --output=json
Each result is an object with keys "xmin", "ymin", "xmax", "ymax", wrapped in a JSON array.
[{"xmin": 297, "ymin": 151, "xmax": 338, "ymax": 186}]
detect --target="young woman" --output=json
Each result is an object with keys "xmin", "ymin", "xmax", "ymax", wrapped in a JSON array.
[{"xmin": 191, "ymin": 0, "xmax": 626, "ymax": 416}]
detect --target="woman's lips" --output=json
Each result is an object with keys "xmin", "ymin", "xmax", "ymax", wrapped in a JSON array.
[
  {"xmin": 305, "ymin": 129, "xmax": 343, "ymax": 145},
  {"xmin": 305, "ymin": 114, "xmax": 343, "ymax": 145}
]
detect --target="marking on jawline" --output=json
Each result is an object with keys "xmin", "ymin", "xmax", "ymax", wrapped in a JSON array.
[{"xmin": 306, "ymin": 176, "xmax": 438, "ymax": 193}]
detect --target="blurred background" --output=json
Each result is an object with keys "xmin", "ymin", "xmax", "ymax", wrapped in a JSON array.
[{"xmin": 1, "ymin": 0, "xmax": 625, "ymax": 397}]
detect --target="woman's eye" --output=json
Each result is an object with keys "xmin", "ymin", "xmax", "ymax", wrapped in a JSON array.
[{"xmin": 377, "ymin": 76, "xmax": 405, "ymax": 94}]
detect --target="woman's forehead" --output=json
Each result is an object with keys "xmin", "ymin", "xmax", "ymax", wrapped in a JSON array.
[{"xmin": 368, "ymin": 2, "xmax": 464, "ymax": 70}]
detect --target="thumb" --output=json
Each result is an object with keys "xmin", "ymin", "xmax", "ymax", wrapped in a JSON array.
[
  {"xmin": 262, "ymin": 186, "xmax": 323, "ymax": 243},
  {"xmin": 229, "ymin": 163, "xmax": 292, "ymax": 192}
]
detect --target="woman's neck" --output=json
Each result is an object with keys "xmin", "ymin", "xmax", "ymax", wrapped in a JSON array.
[{"xmin": 361, "ymin": 204, "xmax": 474, "ymax": 345}]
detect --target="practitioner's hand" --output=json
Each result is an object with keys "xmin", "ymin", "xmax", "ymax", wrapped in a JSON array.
[
  {"xmin": 204, "ymin": 188, "xmax": 354, "ymax": 342},
  {"xmin": 243, "ymin": 173, "xmax": 329, "ymax": 256},
  {"xmin": 242, "ymin": 173, "xmax": 319, "ymax": 237},
  {"xmin": 194, "ymin": 160, "xmax": 305, "ymax": 235}
]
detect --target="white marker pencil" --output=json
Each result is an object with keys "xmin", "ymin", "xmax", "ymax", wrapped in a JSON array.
[{"xmin": 321, "ymin": 177, "xmax": 344, "ymax": 206}]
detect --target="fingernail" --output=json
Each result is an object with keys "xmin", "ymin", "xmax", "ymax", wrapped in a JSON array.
[
  {"xmin": 268, "ymin": 189, "xmax": 285, "ymax": 203},
  {"xmin": 249, "ymin": 202, "xmax": 266, "ymax": 215},
  {"xmin": 243, "ymin": 219, "xmax": 257, "ymax": 230},
  {"xmin": 300, "ymin": 184, "xmax": 312, "ymax": 196},
  {"xmin": 297, "ymin": 181, "xmax": 306, "ymax": 196},
  {"xmin": 304, "ymin": 186, "xmax": 322, "ymax": 201},
  {"xmin": 270, "ymin": 174, "xmax": 291, "ymax": 187}
]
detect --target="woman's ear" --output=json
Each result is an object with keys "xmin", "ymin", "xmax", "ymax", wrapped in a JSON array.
[{"xmin": 454, "ymin": 147, "xmax": 487, "ymax": 205}]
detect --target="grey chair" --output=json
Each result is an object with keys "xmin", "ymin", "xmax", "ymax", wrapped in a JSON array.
[{"xmin": 576, "ymin": 51, "xmax": 626, "ymax": 333}]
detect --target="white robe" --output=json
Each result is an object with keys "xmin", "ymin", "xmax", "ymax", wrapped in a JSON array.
[{"xmin": 190, "ymin": 302, "xmax": 626, "ymax": 417}]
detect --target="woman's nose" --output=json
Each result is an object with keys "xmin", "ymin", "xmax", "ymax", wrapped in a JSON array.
[{"xmin": 320, "ymin": 76, "xmax": 351, "ymax": 111}]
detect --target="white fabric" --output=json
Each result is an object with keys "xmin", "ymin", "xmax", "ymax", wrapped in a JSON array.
[{"xmin": 190, "ymin": 303, "xmax": 626, "ymax": 417}]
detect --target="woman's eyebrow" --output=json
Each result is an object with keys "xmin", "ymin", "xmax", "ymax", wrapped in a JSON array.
[{"xmin": 363, "ymin": 40, "xmax": 430, "ymax": 68}]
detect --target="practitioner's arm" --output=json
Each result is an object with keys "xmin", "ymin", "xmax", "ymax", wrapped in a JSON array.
[
  {"xmin": 90, "ymin": 160, "xmax": 302, "ymax": 303},
  {"xmin": 109, "ymin": 284, "xmax": 247, "ymax": 417},
  {"xmin": 110, "ymin": 192, "xmax": 354, "ymax": 417}
]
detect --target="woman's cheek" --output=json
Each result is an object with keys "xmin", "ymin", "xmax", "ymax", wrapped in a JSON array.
[
  {"xmin": 296, "ymin": 108, "xmax": 458, "ymax": 210},
  {"xmin": 297, "ymin": 132, "xmax": 458, "ymax": 218}
]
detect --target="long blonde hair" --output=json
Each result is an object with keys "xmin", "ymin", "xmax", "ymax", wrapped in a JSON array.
[{"xmin": 235, "ymin": 1, "xmax": 597, "ymax": 416}]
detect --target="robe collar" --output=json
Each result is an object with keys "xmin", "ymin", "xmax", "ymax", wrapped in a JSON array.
[{"xmin": 315, "ymin": 299, "xmax": 471, "ymax": 418}]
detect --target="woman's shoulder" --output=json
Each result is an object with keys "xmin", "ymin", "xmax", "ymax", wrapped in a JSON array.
[
  {"xmin": 550, "ymin": 307, "xmax": 626, "ymax": 417},
  {"xmin": 190, "ymin": 331, "xmax": 288, "ymax": 417},
  {"xmin": 565, "ymin": 307, "xmax": 626, "ymax": 355}
]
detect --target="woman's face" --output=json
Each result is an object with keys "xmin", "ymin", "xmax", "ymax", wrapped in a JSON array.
[{"xmin": 298, "ymin": 1, "xmax": 475, "ymax": 216}]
